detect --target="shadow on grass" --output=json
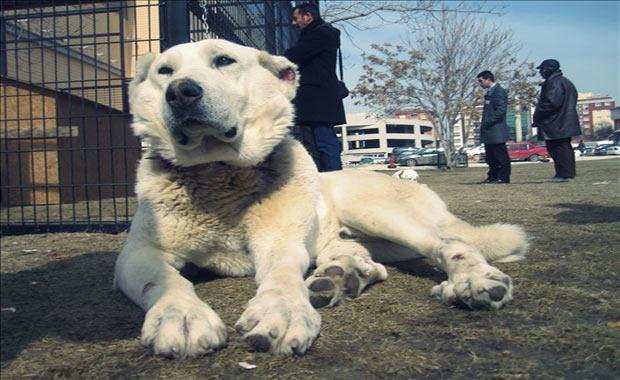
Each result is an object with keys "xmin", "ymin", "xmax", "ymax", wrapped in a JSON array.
[
  {"xmin": 389, "ymin": 259, "xmax": 446, "ymax": 283},
  {"xmin": 554, "ymin": 203, "xmax": 620, "ymax": 224},
  {"xmin": 0, "ymin": 252, "xmax": 142, "ymax": 368}
]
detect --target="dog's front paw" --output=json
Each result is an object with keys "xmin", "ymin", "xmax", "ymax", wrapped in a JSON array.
[
  {"xmin": 234, "ymin": 290, "xmax": 321, "ymax": 355},
  {"xmin": 430, "ymin": 265, "xmax": 513, "ymax": 310},
  {"xmin": 305, "ymin": 254, "xmax": 388, "ymax": 308},
  {"xmin": 141, "ymin": 295, "xmax": 227, "ymax": 359}
]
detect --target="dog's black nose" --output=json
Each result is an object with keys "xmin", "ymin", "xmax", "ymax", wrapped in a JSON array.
[{"xmin": 165, "ymin": 79, "xmax": 203, "ymax": 108}]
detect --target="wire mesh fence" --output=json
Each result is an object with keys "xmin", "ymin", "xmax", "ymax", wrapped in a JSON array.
[{"xmin": 0, "ymin": 0, "xmax": 297, "ymax": 234}]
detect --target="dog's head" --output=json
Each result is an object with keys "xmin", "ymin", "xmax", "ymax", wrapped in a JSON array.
[{"xmin": 129, "ymin": 39, "xmax": 298, "ymax": 167}]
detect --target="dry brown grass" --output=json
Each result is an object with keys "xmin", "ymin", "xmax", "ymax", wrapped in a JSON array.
[{"xmin": 2, "ymin": 158, "xmax": 619, "ymax": 379}]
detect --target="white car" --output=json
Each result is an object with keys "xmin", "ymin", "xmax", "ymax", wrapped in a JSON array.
[
  {"xmin": 605, "ymin": 145, "xmax": 620, "ymax": 155},
  {"xmin": 466, "ymin": 145, "xmax": 485, "ymax": 162}
]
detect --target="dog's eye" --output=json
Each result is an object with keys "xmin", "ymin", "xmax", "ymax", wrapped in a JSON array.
[
  {"xmin": 158, "ymin": 66, "xmax": 174, "ymax": 75},
  {"xmin": 214, "ymin": 56, "xmax": 236, "ymax": 68}
]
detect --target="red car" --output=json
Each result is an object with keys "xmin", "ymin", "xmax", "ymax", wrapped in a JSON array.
[{"xmin": 481, "ymin": 142, "xmax": 548, "ymax": 162}]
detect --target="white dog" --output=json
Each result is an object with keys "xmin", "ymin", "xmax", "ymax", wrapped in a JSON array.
[
  {"xmin": 392, "ymin": 168, "xmax": 419, "ymax": 181},
  {"xmin": 114, "ymin": 39, "xmax": 528, "ymax": 359}
]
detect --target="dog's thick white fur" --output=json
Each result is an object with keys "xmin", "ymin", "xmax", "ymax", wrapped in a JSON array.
[{"xmin": 114, "ymin": 39, "xmax": 528, "ymax": 359}]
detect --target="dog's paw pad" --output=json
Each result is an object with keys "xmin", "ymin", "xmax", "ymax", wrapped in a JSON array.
[
  {"xmin": 246, "ymin": 334, "xmax": 272, "ymax": 352},
  {"xmin": 306, "ymin": 255, "xmax": 387, "ymax": 308},
  {"xmin": 430, "ymin": 265, "xmax": 513, "ymax": 310},
  {"xmin": 486, "ymin": 286, "xmax": 507, "ymax": 302}
]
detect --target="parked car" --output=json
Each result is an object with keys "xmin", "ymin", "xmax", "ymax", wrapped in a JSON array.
[
  {"xmin": 466, "ymin": 144, "xmax": 485, "ymax": 162},
  {"xmin": 396, "ymin": 147, "xmax": 446, "ymax": 167},
  {"xmin": 593, "ymin": 144, "xmax": 614, "ymax": 156},
  {"xmin": 392, "ymin": 146, "xmax": 424, "ymax": 161},
  {"xmin": 480, "ymin": 142, "xmax": 548, "ymax": 162},
  {"xmin": 342, "ymin": 153, "xmax": 387, "ymax": 165},
  {"xmin": 605, "ymin": 145, "xmax": 620, "ymax": 155}
]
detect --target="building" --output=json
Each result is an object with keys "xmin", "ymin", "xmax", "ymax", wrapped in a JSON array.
[
  {"xmin": 611, "ymin": 106, "xmax": 620, "ymax": 130},
  {"xmin": 1, "ymin": 1, "xmax": 296, "ymax": 208},
  {"xmin": 577, "ymin": 93, "xmax": 616, "ymax": 137},
  {"xmin": 336, "ymin": 111, "xmax": 436, "ymax": 159}
]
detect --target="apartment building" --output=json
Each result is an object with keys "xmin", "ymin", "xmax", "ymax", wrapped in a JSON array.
[
  {"xmin": 577, "ymin": 93, "xmax": 616, "ymax": 137},
  {"xmin": 336, "ymin": 111, "xmax": 435, "ymax": 159}
]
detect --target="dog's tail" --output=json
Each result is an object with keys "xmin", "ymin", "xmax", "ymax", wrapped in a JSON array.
[{"xmin": 443, "ymin": 221, "xmax": 528, "ymax": 263}]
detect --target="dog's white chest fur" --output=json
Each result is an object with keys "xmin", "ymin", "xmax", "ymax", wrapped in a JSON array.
[{"xmin": 134, "ymin": 157, "xmax": 280, "ymax": 276}]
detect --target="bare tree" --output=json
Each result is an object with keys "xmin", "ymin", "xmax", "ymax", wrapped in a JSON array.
[
  {"xmin": 594, "ymin": 123, "xmax": 613, "ymax": 140},
  {"xmin": 351, "ymin": 9, "xmax": 531, "ymax": 167},
  {"xmin": 320, "ymin": 1, "xmax": 505, "ymax": 51}
]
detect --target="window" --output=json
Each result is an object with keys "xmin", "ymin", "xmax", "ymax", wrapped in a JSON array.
[
  {"xmin": 348, "ymin": 139, "xmax": 380, "ymax": 150},
  {"xmin": 387, "ymin": 139, "xmax": 416, "ymax": 147},
  {"xmin": 420, "ymin": 125, "xmax": 433, "ymax": 135},
  {"xmin": 347, "ymin": 128, "xmax": 379, "ymax": 136},
  {"xmin": 386, "ymin": 124, "xmax": 414, "ymax": 134}
]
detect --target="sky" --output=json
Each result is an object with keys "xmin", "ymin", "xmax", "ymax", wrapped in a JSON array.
[{"xmin": 338, "ymin": 1, "xmax": 620, "ymax": 113}]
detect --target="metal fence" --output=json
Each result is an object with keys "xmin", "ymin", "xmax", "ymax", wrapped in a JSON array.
[{"xmin": 0, "ymin": 0, "xmax": 297, "ymax": 235}]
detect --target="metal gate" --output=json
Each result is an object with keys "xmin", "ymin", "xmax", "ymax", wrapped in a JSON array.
[{"xmin": 0, "ymin": 0, "xmax": 297, "ymax": 234}]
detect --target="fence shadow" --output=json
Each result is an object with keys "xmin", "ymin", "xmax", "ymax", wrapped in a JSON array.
[{"xmin": 0, "ymin": 252, "xmax": 142, "ymax": 367}]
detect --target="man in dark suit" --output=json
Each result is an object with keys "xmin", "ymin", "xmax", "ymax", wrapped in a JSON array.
[
  {"xmin": 284, "ymin": 3, "xmax": 346, "ymax": 172},
  {"xmin": 477, "ymin": 71, "xmax": 511, "ymax": 184},
  {"xmin": 532, "ymin": 59, "xmax": 581, "ymax": 183}
]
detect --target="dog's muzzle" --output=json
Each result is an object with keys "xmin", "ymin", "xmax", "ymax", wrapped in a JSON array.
[
  {"xmin": 166, "ymin": 78, "xmax": 203, "ymax": 110},
  {"xmin": 165, "ymin": 78, "xmax": 238, "ymax": 145}
]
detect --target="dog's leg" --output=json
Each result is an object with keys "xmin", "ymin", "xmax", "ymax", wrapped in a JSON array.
[
  {"xmin": 233, "ymin": 167, "xmax": 321, "ymax": 356},
  {"xmin": 234, "ymin": 235, "xmax": 321, "ymax": 355},
  {"xmin": 114, "ymin": 239, "xmax": 227, "ymax": 359},
  {"xmin": 333, "ymin": 202, "xmax": 515, "ymax": 310}
]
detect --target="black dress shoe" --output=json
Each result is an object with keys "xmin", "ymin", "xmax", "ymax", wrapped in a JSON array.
[{"xmin": 478, "ymin": 178, "xmax": 497, "ymax": 184}]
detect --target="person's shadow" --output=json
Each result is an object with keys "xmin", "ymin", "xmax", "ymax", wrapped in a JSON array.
[
  {"xmin": 554, "ymin": 203, "xmax": 620, "ymax": 225},
  {"xmin": 0, "ymin": 252, "xmax": 142, "ymax": 368}
]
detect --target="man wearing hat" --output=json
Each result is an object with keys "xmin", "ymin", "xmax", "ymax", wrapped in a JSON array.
[{"xmin": 532, "ymin": 59, "xmax": 581, "ymax": 183}]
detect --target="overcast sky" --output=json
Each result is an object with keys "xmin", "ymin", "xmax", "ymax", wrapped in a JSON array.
[{"xmin": 338, "ymin": 1, "xmax": 620, "ymax": 113}]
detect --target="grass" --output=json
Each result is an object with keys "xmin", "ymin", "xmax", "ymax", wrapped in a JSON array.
[{"xmin": 1, "ymin": 158, "xmax": 619, "ymax": 379}]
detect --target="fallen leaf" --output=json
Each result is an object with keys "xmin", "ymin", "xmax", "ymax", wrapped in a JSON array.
[{"xmin": 238, "ymin": 361, "xmax": 257, "ymax": 370}]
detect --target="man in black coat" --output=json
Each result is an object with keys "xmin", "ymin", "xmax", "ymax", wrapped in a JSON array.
[
  {"xmin": 284, "ymin": 3, "xmax": 346, "ymax": 172},
  {"xmin": 532, "ymin": 59, "xmax": 581, "ymax": 183},
  {"xmin": 477, "ymin": 71, "xmax": 511, "ymax": 184}
]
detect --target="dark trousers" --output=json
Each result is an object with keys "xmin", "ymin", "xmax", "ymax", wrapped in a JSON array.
[
  {"xmin": 292, "ymin": 124, "xmax": 342, "ymax": 172},
  {"xmin": 485, "ymin": 143, "xmax": 511, "ymax": 182},
  {"xmin": 546, "ymin": 137, "xmax": 576, "ymax": 178}
]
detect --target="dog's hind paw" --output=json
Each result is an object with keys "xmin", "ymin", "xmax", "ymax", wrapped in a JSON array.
[
  {"xmin": 141, "ymin": 294, "xmax": 227, "ymax": 359},
  {"xmin": 430, "ymin": 264, "xmax": 513, "ymax": 310},
  {"xmin": 305, "ymin": 254, "xmax": 388, "ymax": 308},
  {"xmin": 234, "ymin": 289, "xmax": 321, "ymax": 355}
]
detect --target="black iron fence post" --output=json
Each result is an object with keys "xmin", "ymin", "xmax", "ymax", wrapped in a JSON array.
[
  {"xmin": 160, "ymin": 0, "xmax": 190, "ymax": 52},
  {"xmin": 0, "ymin": 16, "xmax": 6, "ymax": 76},
  {"xmin": 264, "ymin": 1, "xmax": 276, "ymax": 54}
]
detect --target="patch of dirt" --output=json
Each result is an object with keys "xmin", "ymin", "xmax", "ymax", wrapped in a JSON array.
[{"xmin": 2, "ymin": 159, "xmax": 619, "ymax": 378}]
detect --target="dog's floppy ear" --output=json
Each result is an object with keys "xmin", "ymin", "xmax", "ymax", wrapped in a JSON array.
[
  {"xmin": 258, "ymin": 51, "xmax": 298, "ymax": 99},
  {"xmin": 129, "ymin": 53, "xmax": 157, "ymax": 95}
]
